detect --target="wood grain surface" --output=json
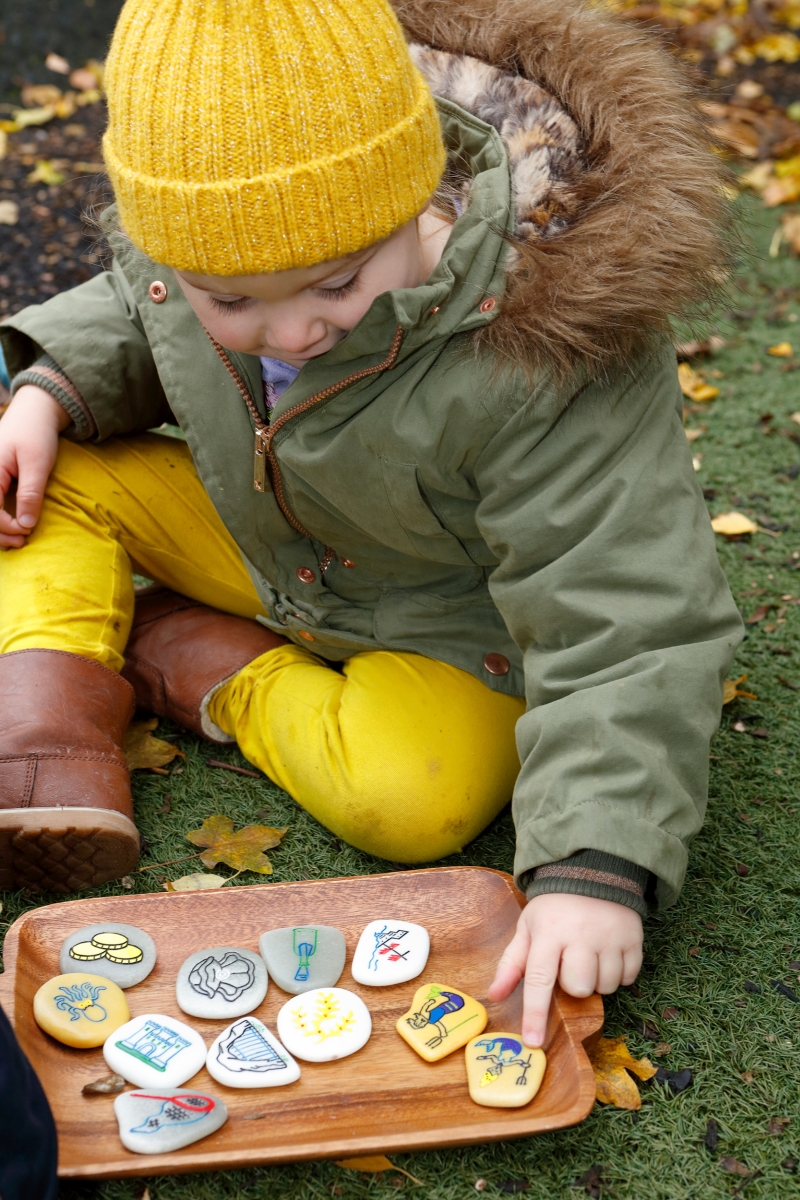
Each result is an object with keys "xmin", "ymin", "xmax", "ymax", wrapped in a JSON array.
[{"xmin": 0, "ymin": 867, "xmax": 604, "ymax": 1179}]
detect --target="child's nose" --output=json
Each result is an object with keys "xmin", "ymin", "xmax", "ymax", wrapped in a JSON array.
[{"xmin": 267, "ymin": 315, "xmax": 328, "ymax": 356}]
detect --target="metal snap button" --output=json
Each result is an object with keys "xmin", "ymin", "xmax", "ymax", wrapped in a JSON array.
[
  {"xmin": 429, "ymin": 306, "xmax": 440, "ymax": 315},
  {"xmin": 479, "ymin": 297, "xmax": 496, "ymax": 313},
  {"xmin": 296, "ymin": 567, "xmax": 316, "ymax": 584},
  {"xmin": 297, "ymin": 630, "xmax": 316, "ymax": 641},
  {"xmin": 483, "ymin": 652, "xmax": 510, "ymax": 675},
  {"xmin": 341, "ymin": 559, "xmax": 355, "ymax": 569},
  {"xmin": 148, "ymin": 280, "xmax": 168, "ymax": 303}
]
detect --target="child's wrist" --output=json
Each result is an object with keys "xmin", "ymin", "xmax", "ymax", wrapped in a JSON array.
[{"xmin": 524, "ymin": 849, "xmax": 651, "ymax": 919}]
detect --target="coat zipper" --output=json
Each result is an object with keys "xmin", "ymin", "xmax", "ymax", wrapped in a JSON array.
[{"xmin": 205, "ymin": 327, "xmax": 404, "ymax": 571}]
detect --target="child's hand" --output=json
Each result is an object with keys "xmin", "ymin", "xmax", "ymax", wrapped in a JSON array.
[
  {"xmin": 487, "ymin": 893, "xmax": 643, "ymax": 1047},
  {"xmin": 0, "ymin": 384, "xmax": 70, "ymax": 547}
]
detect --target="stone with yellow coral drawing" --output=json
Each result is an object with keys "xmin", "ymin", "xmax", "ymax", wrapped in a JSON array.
[
  {"xmin": 464, "ymin": 1032, "xmax": 546, "ymax": 1107},
  {"xmin": 33, "ymin": 972, "xmax": 130, "ymax": 1048},
  {"xmin": 396, "ymin": 983, "xmax": 487, "ymax": 1062},
  {"xmin": 276, "ymin": 987, "xmax": 371, "ymax": 1062}
]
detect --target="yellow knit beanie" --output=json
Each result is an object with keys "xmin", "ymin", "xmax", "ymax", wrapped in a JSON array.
[{"xmin": 102, "ymin": 0, "xmax": 446, "ymax": 276}]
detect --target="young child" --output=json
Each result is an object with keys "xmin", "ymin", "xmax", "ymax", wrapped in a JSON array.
[{"xmin": 0, "ymin": 0, "xmax": 741, "ymax": 1046}]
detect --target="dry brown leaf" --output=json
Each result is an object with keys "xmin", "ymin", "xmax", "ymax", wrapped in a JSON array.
[
  {"xmin": 123, "ymin": 718, "xmax": 186, "ymax": 771},
  {"xmin": 711, "ymin": 512, "xmax": 758, "ymax": 537},
  {"xmin": 20, "ymin": 83, "xmax": 62, "ymax": 108},
  {"xmin": 0, "ymin": 200, "xmax": 18, "ymax": 226},
  {"xmin": 678, "ymin": 363, "xmax": 719, "ymax": 402},
  {"xmin": 45, "ymin": 53, "xmax": 70, "ymax": 75},
  {"xmin": 720, "ymin": 1157, "xmax": 752, "ymax": 1177},
  {"xmin": 685, "ymin": 426, "xmax": 705, "ymax": 443},
  {"xmin": 186, "ymin": 814, "xmax": 287, "ymax": 875},
  {"xmin": 167, "ymin": 872, "xmax": 227, "ymax": 892},
  {"xmin": 335, "ymin": 1156, "xmax": 423, "ymax": 1185},
  {"xmin": 723, "ymin": 675, "xmax": 758, "ymax": 704},
  {"xmin": 587, "ymin": 1035, "xmax": 657, "ymax": 1111}
]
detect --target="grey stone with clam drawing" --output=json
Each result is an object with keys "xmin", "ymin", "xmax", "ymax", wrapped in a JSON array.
[{"xmin": 176, "ymin": 946, "xmax": 268, "ymax": 1019}]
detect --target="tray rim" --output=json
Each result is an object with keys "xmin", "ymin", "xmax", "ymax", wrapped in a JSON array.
[{"xmin": 0, "ymin": 866, "xmax": 604, "ymax": 1177}]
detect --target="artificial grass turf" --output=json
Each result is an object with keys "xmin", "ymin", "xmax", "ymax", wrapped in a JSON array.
[{"xmin": 2, "ymin": 189, "xmax": 800, "ymax": 1199}]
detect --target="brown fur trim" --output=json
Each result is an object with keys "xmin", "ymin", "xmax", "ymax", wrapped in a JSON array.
[{"xmin": 396, "ymin": 0, "xmax": 733, "ymax": 380}]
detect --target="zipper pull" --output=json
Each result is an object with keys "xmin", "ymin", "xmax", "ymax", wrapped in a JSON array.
[{"xmin": 254, "ymin": 428, "xmax": 270, "ymax": 492}]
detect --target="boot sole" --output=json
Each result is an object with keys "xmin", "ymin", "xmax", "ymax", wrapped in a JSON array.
[{"xmin": 0, "ymin": 808, "xmax": 140, "ymax": 894}]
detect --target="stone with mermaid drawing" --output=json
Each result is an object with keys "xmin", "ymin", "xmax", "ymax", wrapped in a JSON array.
[
  {"xmin": 396, "ymin": 982, "xmax": 487, "ymax": 1062},
  {"xmin": 176, "ymin": 946, "xmax": 268, "ymax": 1019}
]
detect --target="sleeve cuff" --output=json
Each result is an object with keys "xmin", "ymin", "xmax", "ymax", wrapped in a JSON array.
[
  {"xmin": 10, "ymin": 354, "xmax": 96, "ymax": 441},
  {"xmin": 523, "ymin": 849, "xmax": 652, "ymax": 918}
]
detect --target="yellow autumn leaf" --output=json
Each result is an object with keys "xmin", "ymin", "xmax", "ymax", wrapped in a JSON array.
[
  {"xmin": 768, "ymin": 342, "xmax": 794, "ymax": 357},
  {"xmin": 588, "ymin": 1035, "xmax": 657, "ymax": 1111},
  {"xmin": 723, "ymin": 675, "xmax": 757, "ymax": 705},
  {"xmin": 751, "ymin": 33, "xmax": 800, "ymax": 63},
  {"xmin": 13, "ymin": 106, "xmax": 57, "ymax": 130},
  {"xmin": 27, "ymin": 160, "xmax": 65, "ymax": 186},
  {"xmin": 711, "ymin": 512, "xmax": 758, "ymax": 537},
  {"xmin": 335, "ymin": 1156, "xmax": 424, "ymax": 1184},
  {"xmin": 168, "ymin": 872, "xmax": 227, "ymax": 892},
  {"xmin": 678, "ymin": 363, "xmax": 719, "ymax": 403},
  {"xmin": 186, "ymin": 814, "xmax": 288, "ymax": 875},
  {"xmin": 123, "ymin": 717, "xmax": 186, "ymax": 770}
]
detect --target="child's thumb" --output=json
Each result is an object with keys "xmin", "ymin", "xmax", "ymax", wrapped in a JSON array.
[{"xmin": 14, "ymin": 452, "xmax": 52, "ymax": 529}]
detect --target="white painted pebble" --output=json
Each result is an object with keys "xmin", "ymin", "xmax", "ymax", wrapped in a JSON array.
[
  {"xmin": 114, "ymin": 1087, "xmax": 227, "ymax": 1154},
  {"xmin": 206, "ymin": 1016, "xmax": 300, "ymax": 1088},
  {"xmin": 350, "ymin": 919, "xmax": 430, "ymax": 986},
  {"xmin": 104, "ymin": 1012, "xmax": 207, "ymax": 1089},
  {"xmin": 276, "ymin": 987, "xmax": 371, "ymax": 1062},
  {"xmin": 176, "ymin": 946, "xmax": 267, "ymax": 1019}
]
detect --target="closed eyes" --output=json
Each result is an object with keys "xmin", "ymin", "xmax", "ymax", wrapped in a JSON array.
[{"xmin": 208, "ymin": 295, "xmax": 252, "ymax": 314}]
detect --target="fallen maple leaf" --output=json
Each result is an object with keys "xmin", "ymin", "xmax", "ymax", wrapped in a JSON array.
[
  {"xmin": 724, "ymin": 675, "xmax": 757, "ymax": 704},
  {"xmin": 711, "ymin": 512, "xmax": 758, "ymax": 537},
  {"xmin": 587, "ymin": 1035, "xmax": 656, "ymax": 1111},
  {"xmin": 124, "ymin": 718, "xmax": 185, "ymax": 771},
  {"xmin": 186, "ymin": 814, "xmax": 287, "ymax": 875},
  {"xmin": 167, "ymin": 872, "xmax": 227, "ymax": 892},
  {"xmin": 768, "ymin": 341, "xmax": 794, "ymax": 357},
  {"xmin": 678, "ymin": 362, "xmax": 719, "ymax": 402},
  {"xmin": 335, "ymin": 1156, "xmax": 423, "ymax": 1185}
]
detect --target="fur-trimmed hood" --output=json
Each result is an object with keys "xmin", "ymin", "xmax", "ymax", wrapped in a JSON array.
[{"xmin": 399, "ymin": 0, "xmax": 730, "ymax": 379}]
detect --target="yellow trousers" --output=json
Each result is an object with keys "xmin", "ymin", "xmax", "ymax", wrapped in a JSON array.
[{"xmin": 0, "ymin": 435, "xmax": 524, "ymax": 862}]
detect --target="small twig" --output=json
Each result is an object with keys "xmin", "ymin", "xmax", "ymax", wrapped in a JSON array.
[
  {"xmin": 205, "ymin": 758, "xmax": 262, "ymax": 779},
  {"xmin": 136, "ymin": 852, "xmax": 201, "ymax": 873}
]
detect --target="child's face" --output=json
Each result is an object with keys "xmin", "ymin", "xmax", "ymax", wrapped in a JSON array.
[{"xmin": 175, "ymin": 213, "xmax": 448, "ymax": 368}]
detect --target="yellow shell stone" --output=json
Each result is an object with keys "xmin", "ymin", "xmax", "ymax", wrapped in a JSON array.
[
  {"xmin": 33, "ymin": 973, "xmax": 130, "ymax": 1048},
  {"xmin": 464, "ymin": 1032, "xmax": 546, "ymax": 1108},
  {"xmin": 106, "ymin": 943, "xmax": 144, "ymax": 964},
  {"xmin": 68, "ymin": 941, "xmax": 106, "ymax": 961},
  {"xmin": 396, "ymin": 982, "xmax": 487, "ymax": 1062},
  {"xmin": 91, "ymin": 932, "xmax": 129, "ymax": 950}
]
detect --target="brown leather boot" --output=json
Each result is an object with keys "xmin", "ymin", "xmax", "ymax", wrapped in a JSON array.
[
  {"xmin": 122, "ymin": 590, "xmax": 286, "ymax": 741},
  {"xmin": 0, "ymin": 649, "xmax": 140, "ymax": 893}
]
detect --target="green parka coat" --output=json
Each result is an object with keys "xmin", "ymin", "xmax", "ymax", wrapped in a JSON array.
[{"xmin": 1, "ymin": 0, "xmax": 743, "ymax": 907}]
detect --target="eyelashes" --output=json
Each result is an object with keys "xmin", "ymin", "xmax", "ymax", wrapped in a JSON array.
[
  {"xmin": 314, "ymin": 272, "xmax": 361, "ymax": 301},
  {"xmin": 208, "ymin": 295, "xmax": 252, "ymax": 314}
]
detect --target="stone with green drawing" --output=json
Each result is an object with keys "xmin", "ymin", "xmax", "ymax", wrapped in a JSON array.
[{"xmin": 258, "ymin": 925, "xmax": 346, "ymax": 994}]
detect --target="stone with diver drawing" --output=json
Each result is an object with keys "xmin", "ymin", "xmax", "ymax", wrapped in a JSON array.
[
  {"xmin": 258, "ymin": 925, "xmax": 346, "ymax": 994},
  {"xmin": 465, "ymin": 1032, "xmax": 547, "ymax": 1107},
  {"xmin": 114, "ymin": 1087, "xmax": 227, "ymax": 1154},
  {"xmin": 176, "ymin": 946, "xmax": 267, "ymax": 1019},
  {"xmin": 59, "ymin": 923, "xmax": 156, "ymax": 988},
  {"xmin": 350, "ymin": 919, "xmax": 429, "ymax": 986},
  {"xmin": 33, "ymin": 972, "xmax": 130, "ymax": 1048},
  {"xmin": 104, "ymin": 1012, "xmax": 207, "ymax": 1088},
  {"xmin": 206, "ymin": 1015, "xmax": 301, "ymax": 1087},
  {"xmin": 276, "ymin": 987, "xmax": 372, "ymax": 1062},
  {"xmin": 396, "ymin": 982, "xmax": 487, "ymax": 1062}
]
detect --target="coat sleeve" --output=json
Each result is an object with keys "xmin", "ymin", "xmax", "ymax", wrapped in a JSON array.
[
  {"xmin": 473, "ymin": 346, "xmax": 743, "ymax": 909},
  {"xmin": 0, "ymin": 262, "xmax": 171, "ymax": 440}
]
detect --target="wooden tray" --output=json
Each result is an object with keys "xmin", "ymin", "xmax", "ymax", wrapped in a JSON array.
[{"xmin": 0, "ymin": 867, "xmax": 603, "ymax": 1179}]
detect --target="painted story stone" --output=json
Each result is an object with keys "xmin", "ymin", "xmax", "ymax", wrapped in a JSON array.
[
  {"xmin": 206, "ymin": 1016, "xmax": 300, "ymax": 1088},
  {"xmin": 276, "ymin": 987, "xmax": 371, "ymax": 1063},
  {"xmin": 59, "ymin": 923, "xmax": 156, "ymax": 988},
  {"xmin": 259, "ymin": 925, "xmax": 346, "ymax": 994},
  {"xmin": 114, "ymin": 1088, "xmax": 227, "ymax": 1154},
  {"xmin": 33, "ymin": 972, "xmax": 130, "ymax": 1048},
  {"xmin": 350, "ymin": 919, "xmax": 430, "ymax": 986},
  {"xmin": 465, "ymin": 1032, "xmax": 547, "ymax": 1108},
  {"xmin": 396, "ymin": 982, "xmax": 487, "ymax": 1062},
  {"xmin": 176, "ymin": 946, "xmax": 267, "ymax": 1019},
  {"xmin": 104, "ymin": 1013, "xmax": 207, "ymax": 1088}
]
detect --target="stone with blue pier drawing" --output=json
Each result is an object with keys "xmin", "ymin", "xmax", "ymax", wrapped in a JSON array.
[
  {"xmin": 114, "ymin": 1088, "xmax": 227, "ymax": 1154},
  {"xmin": 104, "ymin": 1012, "xmax": 207, "ymax": 1088},
  {"xmin": 350, "ymin": 919, "xmax": 430, "ymax": 986},
  {"xmin": 206, "ymin": 1016, "xmax": 300, "ymax": 1088},
  {"xmin": 258, "ymin": 925, "xmax": 346, "ymax": 994},
  {"xmin": 176, "ymin": 946, "xmax": 268, "ymax": 1019},
  {"xmin": 465, "ymin": 1031, "xmax": 547, "ymax": 1107},
  {"xmin": 276, "ymin": 987, "xmax": 372, "ymax": 1062}
]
